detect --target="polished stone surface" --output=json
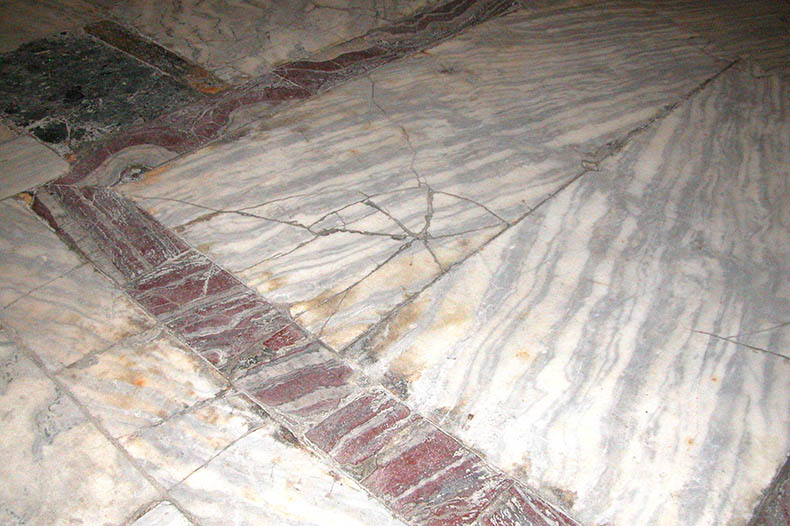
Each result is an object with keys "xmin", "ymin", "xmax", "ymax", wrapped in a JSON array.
[
  {"xmin": 58, "ymin": 328, "xmax": 227, "ymax": 438},
  {"xmin": 170, "ymin": 417, "xmax": 408, "ymax": 526},
  {"xmin": 350, "ymin": 63, "xmax": 790, "ymax": 526},
  {"xmin": 0, "ymin": 330, "xmax": 158, "ymax": 525},
  {"xmin": 120, "ymin": 390, "xmax": 263, "ymax": 489},
  {"xmin": 0, "ymin": 33, "xmax": 201, "ymax": 153},
  {"xmin": 0, "ymin": 263, "xmax": 154, "ymax": 370},
  {"xmin": 637, "ymin": 0, "xmax": 790, "ymax": 77},
  {"xmin": 121, "ymin": 4, "xmax": 727, "ymax": 353},
  {"xmin": 0, "ymin": 135, "xmax": 68, "ymax": 199},
  {"xmin": 0, "ymin": 123, "xmax": 16, "ymax": 143},
  {"xmin": 131, "ymin": 502, "xmax": 193, "ymax": 526},
  {"xmin": 1, "ymin": 1, "xmax": 788, "ymax": 525},
  {"xmin": 90, "ymin": 0, "xmax": 435, "ymax": 83},
  {"xmin": 0, "ymin": 199, "xmax": 82, "ymax": 308}
]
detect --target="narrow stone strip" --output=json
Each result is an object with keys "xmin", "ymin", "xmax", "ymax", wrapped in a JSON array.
[
  {"xmin": 84, "ymin": 20, "xmax": 228, "ymax": 95},
  {"xmin": 31, "ymin": 186, "xmax": 581, "ymax": 526},
  {"xmin": 60, "ymin": 0, "xmax": 518, "ymax": 186}
]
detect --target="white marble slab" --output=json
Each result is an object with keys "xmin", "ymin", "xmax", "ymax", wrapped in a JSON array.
[
  {"xmin": 0, "ymin": 0, "xmax": 102, "ymax": 53},
  {"xmin": 131, "ymin": 502, "xmax": 193, "ymax": 526},
  {"xmin": 58, "ymin": 328, "xmax": 227, "ymax": 438},
  {"xmin": 0, "ymin": 263, "xmax": 154, "ymax": 371},
  {"xmin": 352, "ymin": 64, "xmax": 790, "ymax": 526},
  {"xmin": 0, "ymin": 199, "xmax": 82, "ymax": 308},
  {"xmin": 0, "ymin": 330, "xmax": 157, "ymax": 525},
  {"xmin": 121, "ymin": 391, "xmax": 263, "ymax": 488},
  {"xmin": 0, "ymin": 135, "xmax": 68, "ymax": 200},
  {"xmin": 171, "ymin": 417, "xmax": 407, "ymax": 526},
  {"xmin": 90, "ymin": 0, "xmax": 431, "ymax": 82},
  {"xmin": 123, "ymin": 4, "xmax": 727, "ymax": 351}
]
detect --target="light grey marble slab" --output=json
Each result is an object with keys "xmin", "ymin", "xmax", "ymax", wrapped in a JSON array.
[
  {"xmin": 121, "ymin": 391, "xmax": 264, "ymax": 489},
  {"xmin": 350, "ymin": 63, "xmax": 790, "ymax": 526},
  {"xmin": 0, "ymin": 135, "xmax": 68, "ymax": 200},
  {"xmin": 122, "ymin": 4, "xmax": 728, "ymax": 351},
  {"xmin": 131, "ymin": 502, "xmax": 193, "ymax": 526},
  {"xmin": 171, "ymin": 417, "xmax": 407, "ymax": 526},
  {"xmin": 0, "ymin": 263, "xmax": 155, "ymax": 371},
  {"xmin": 58, "ymin": 328, "xmax": 228, "ymax": 438},
  {"xmin": 0, "ymin": 199, "xmax": 82, "ymax": 308},
  {"xmin": 0, "ymin": 330, "xmax": 157, "ymax": 525},
  {"xmin": 88, "ymin": 0, "xmax": 432, "ymax": 82}
]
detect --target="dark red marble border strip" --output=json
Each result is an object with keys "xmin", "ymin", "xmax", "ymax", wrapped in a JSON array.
[
  {"xmin": 51, "ymin": 184, "xmax": 189, "ymax": 280},
  {"xmin": 59, "ymin": 0, "xmax": 517, "ymax": 186},
  {"xmin": 31, "ymin": 186, "xmax": 580, "ymax": 526},
  {"xmin": 84, "ymin": 20, "xmax": 227, "ymax": 95}
]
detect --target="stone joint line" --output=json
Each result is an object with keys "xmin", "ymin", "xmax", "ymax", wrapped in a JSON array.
[
  {"xmin": 24, "ymin": 1, "xmax": 589, "ymax": 523},
  {"xmin": 32, "ymin": 181, "xmax": 581, "ymax": 526},
  {"xmin": 60, "ymin": 0, "xmax": 518, "ymax": 187}
]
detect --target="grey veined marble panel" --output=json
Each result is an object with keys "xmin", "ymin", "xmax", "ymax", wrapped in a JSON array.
[
  {"xmin": 0, "ymin": 330, "xmax": 157, "ymax": 525},
  {"xmin": 121, "ymin": 4, "xmax": 728, "ymax": 351},
  {"xmin": 634, "ymin": 0, "xmax": 790, "ymax": 77},
  {"xmin": 89, "ymin": 0, "xmax": 433, "ymax": 82},
  {"xmin": 351, "ymin": 63, "xmax": 790, "ymax": 526}
]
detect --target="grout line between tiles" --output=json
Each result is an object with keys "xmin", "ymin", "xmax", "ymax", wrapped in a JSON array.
[{"xmin": 1, "ymin": 323, "xmax": 206, "ymax": 526}]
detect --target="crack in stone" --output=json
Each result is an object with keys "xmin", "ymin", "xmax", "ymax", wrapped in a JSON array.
[
  {"xmin": 692, "ymin": 329, "xmax": 789, "ymax": 361},
  {"xmin": 294, "ymin": 238, "xmax": 421, "ymax": 325},
  {"xmin": 725, "ymin": 321, "xmax": 790, "ymax": 340},
  {"xmin": 346, "ymin": 58, "xmax": 742, "ymax": 359}
]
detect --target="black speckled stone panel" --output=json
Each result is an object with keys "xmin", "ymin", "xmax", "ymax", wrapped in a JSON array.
[{"xmin": 0, "ymin": 32, "xmax": 202, "ymax": 154}]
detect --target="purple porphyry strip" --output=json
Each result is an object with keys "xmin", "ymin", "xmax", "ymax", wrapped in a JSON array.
[
  {"xmin": 236, "ymin": 343, "xmax": 358, "ymax": 431},
  {"xmin": 476, "ymin": 483, "xmax": 580, "ymax": 526},
  {"xmin": 52, "ymin": 185, "xmax": 188, "ymax": 280},
  {"xmin": 306, "ymin": 388, "xmax": 507, "ymax": 525},
  {"xmin": 60, "ymin": 80, "xmax": 310, "ymax": 185},
  {"xmin": 57, "ymin": 0, "xmax": 517, "ymax": 186},
  {"xmin": 33, "ymin": 183, "xmax": 581, "ymax": 525},
  {"xmin": 125, "ymin": 250, "xmax": 239, "ymax": 317}
]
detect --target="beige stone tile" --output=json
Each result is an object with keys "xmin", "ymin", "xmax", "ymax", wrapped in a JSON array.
[{"xmin": 0, "ymin": 135, "xmax": 68, "ymax": 199}]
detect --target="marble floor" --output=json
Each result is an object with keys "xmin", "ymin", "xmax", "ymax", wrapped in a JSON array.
[{"xmin": 0, "ymin": 0, "xmax": 788, "ymax": 525}]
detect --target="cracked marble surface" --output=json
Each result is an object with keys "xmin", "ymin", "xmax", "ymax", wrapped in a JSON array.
[
  {"xmin": 349, "ymin": 63, "xmax": 790, "ymax": 526},
  {"xmin": 0, "ymin": 329, "xmax": 158, "ymax": 525},
  {"xmin": 1, "ymin": 0, "xmax": 788, "ymax": 524},
  {"xmin": 120, "ymin": 390, "xmax": 264, "ymax": 489},
  {"xmin": 58, "ymin": 328, "xmax": 228, "ymax": 438},
  {"xmin": 0, "ymin": 263, "xmax": 155, "ymax": 371},
  {"xmin": 122, "ymin": 4, "xmax": 727, "ymax": 352},
  {"xmin": 131, "ymin": 502, "xmax": 193, "ymax": 526},
  {"xmin": 89, "ymin": 0, "xmax": 435, "ymax": 83},
  {"xmin": 169, "ymin": 416, "xmax": 408, "ymax": 526},
  {"xmin": 0, "ymin": 199, "xmax": 82, "ymax": 308}
]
